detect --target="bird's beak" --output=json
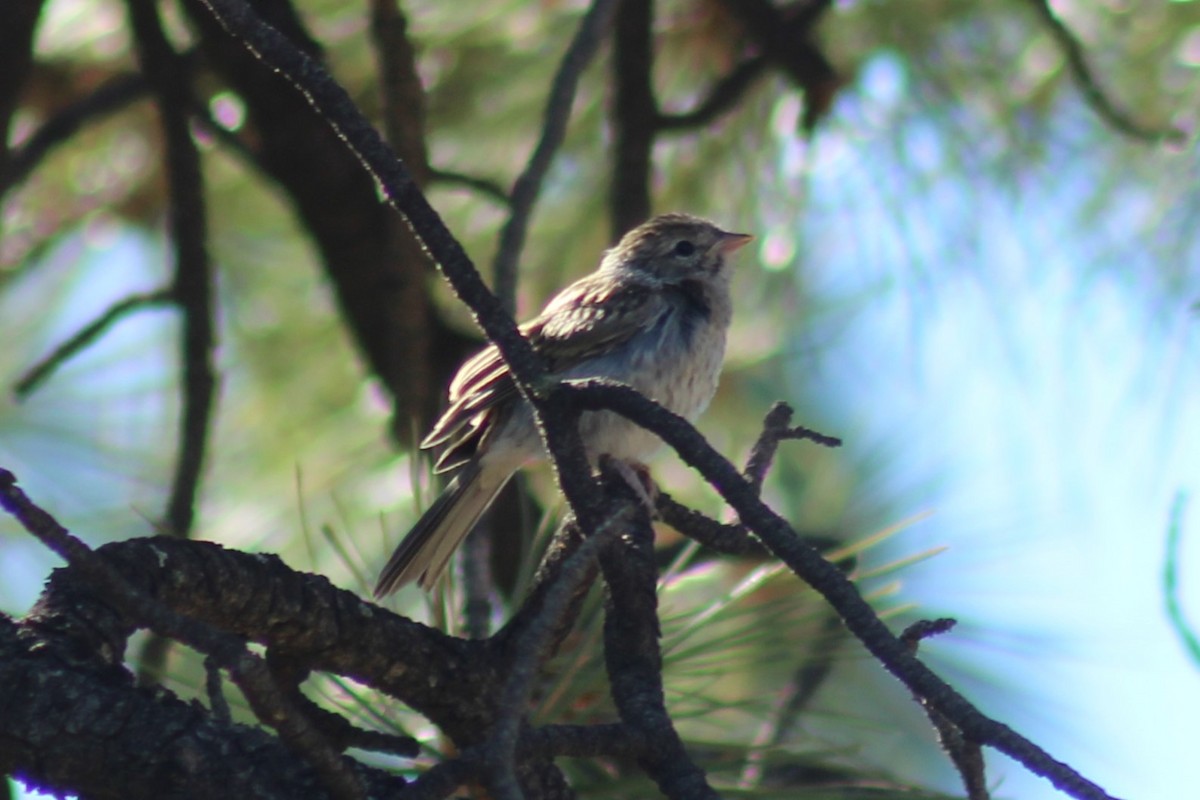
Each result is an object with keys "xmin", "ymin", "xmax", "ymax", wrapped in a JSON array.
[{"xmin": 717, "ymin": 231, "xmax": 754, "ymax": 254}]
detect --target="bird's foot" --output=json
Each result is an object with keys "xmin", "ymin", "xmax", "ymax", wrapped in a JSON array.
[{"xmin": 599, "ymin": 456, "xmax": 659, "ymax": 516}]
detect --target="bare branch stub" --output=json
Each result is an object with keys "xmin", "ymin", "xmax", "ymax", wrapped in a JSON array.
[{"xmin": 901, "ymin": 619, "xmax": 989, "ymax": 800}]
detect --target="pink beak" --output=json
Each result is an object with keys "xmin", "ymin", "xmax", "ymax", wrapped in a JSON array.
[{"xmin": 718, "ymin": 231, "xmax": 754, "ymax": 254}]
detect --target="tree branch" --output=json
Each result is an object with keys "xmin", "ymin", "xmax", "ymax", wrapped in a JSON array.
[
  {"xmin": 12, "ymin": 289, "xmax": 175, "ymax": 399},
  {"xmin": 716, "ymin": 0, "xmax": 839, "ymax": 133},
  {"xmin": 0, "ymin": 469, "xmax": 368, "ymax": 800},
  {"xmin": 597, "ymin": 465, "xmax": 718, "ymax": 800},
  {"xmin": 609, "ymin": 0, "xmax": 656, "ymax": 238},
  {"xmin": 1, "ymin": 72, "xmax": 148, "ymax": 196},
  {"xmin": 0, "ymin": 0, "xmax": 46, "ymax": 194},
  {"xmin": 492, "ymin": 0, "xmax": 618, "ymax": 313},
  {"xmin": 1028, "ymin": 0, "xmax": 1184, "ymax": 144},
  {"xmin": 656, "ymin": 56, "xmax": 768, "ymax": 132},
  {"xmin": 902, "ymin": 619, "xmax": 990, "ymax": 800}
]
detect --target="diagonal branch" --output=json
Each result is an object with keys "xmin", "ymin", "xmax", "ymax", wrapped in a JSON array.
[
  {"xmin": 1, "ymin": 72, "xmax": 148, "ymax": 196},
  {"xmin": 597, "ymin": 465, "xmax": 718, "ymax": 800},
  {"xmin": 902, "ymin": 619, "xmax": 990, "ymax": 800},
  {"xmin": 12, "ymin": 289, "xmax": 175, "ymax": 399},
  {"xmin": 484, "ymin": 513, "xmax": 626, "ymax": 799},
  {"xmin": 656, "ymin": 56, "xmax": 768, "ymax": 132}
]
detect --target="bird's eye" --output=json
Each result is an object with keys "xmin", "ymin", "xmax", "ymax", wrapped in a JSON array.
[{"xmin": 672, "ymin": 240, "xmax": 695, "ymax": 257}]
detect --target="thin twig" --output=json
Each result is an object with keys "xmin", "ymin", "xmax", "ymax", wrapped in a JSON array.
[
  {"xmin": 0, "ymin": 468, "xmax": 366, "ymax": 800},
  {"xmin": 429, "ymin": 168, "xmax": 511, "ymax": 206},
  {"xmin": 12, "ymin": 289, "xmax": 175, "ymax": 399},
  {"xmin": 1028, "ymin": 0, "xmax": 1184, "ymax": 144},
  {"xmin": 656, "ymin": 56, "xmax": 768, "ymax": 132},
  {"xmin": 1, "ymin": 72, "xmax": 149, "ymax": 195},
  {"xmin": 492, "ymin": 0, "xmax": 618, "ymax": 313},
  {"xmin": 655, "ymin": 491, "xmax": 766, "ymax": 555},
  {"xmin": 743, "ymin": 402, "xmax": 842, "ymax": 493},
  {"xmin": 743, "ymin": 401, "xmax": 796, "ymax": 493},
  {"xmin": 127, "ymin": 0, "xmax": 218, "ymax": 542}
]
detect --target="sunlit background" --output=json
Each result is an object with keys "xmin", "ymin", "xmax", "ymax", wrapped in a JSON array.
[{"xmin": 4, "ymin": 1, "xmax": 1200, "ymax": 798}]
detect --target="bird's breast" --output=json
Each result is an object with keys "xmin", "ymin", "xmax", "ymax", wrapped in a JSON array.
[{"xmin": 565, "ymin": 286, "xmax": 731, "ymax": 462}]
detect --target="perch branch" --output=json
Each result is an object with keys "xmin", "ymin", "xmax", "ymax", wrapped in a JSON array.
[{"xmin": 598, "ymin": 465, "xmax": 719, "ymax": 800}]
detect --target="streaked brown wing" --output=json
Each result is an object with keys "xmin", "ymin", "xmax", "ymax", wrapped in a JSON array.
[
  {"xmin": 533, "ymin": 272, "xmax": 664, "ymax": 367},
  {"xmin": 421, "ymin": 272, "xmax": 664, "ymax": 470}
]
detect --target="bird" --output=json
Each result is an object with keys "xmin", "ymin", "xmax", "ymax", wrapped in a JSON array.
[{"xmin": 374, "ymin": 213, "xmax": 752, "ymax": 596}]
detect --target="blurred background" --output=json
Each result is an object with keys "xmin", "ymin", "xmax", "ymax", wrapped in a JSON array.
[{"xmin": 2, "ymin": 0, "xmax": 1199, "ymax": 797}]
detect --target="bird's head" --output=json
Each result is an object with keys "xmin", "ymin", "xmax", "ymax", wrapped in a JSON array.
[{"xmin": 602, "ymin": 213, "xmax": 753, "ymax": 285}]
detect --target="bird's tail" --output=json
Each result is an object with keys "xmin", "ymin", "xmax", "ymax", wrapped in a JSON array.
[{"xmin": 374, "ymin": 460, "xmax": 511, "ymax": 596}]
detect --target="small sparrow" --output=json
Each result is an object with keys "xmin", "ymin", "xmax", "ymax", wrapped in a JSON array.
[{"xmin": 374, "ymin": 213, "xmax": 752, "ymax": 596}]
